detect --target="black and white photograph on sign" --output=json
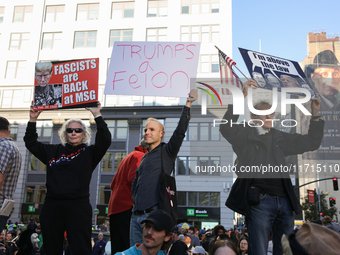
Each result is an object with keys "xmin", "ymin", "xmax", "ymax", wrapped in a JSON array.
[
  {"xmin": 34, "ymin": 62, "xmax": 62, "ymax": 108},
  {"xmin": 239, "ymin": 47, "xmax": 316, "ymax": 97},
  {"xmin": 34, "ymin": 84, "xmax": 63, "ymax": 107},
  {"xmin": 252, "ymin": 71, "xmax": 266, "ymax": 88}
]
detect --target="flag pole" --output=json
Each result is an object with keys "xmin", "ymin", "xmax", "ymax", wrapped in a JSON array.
[{"xmin": 215, "ymin": 46, "xmax": 249, "ymax": 80}]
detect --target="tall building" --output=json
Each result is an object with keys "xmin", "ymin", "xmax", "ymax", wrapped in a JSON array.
[{"xmin": 0, "ymin": 0, "xmax": 235, "ymax": 228}]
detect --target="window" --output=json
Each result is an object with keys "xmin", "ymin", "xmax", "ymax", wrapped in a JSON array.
[
  {"xmin": 9, "ymin": 33, "xmax": 29, "ymax": 50},
  {"xmin": 200, "ymin": 54, "xmax": 219, "ymax": 73},
  {"xmin": 181, "ymin": 25, "xmax": 219, "ymax": 43},
  {"xmin": 146, "ymin": 28, "xmax": 167, "ymax": 41},
  {"xmin": 1, "ymin": 89, "xmax": 29, "ymax": 108},
  {"xmin": 101, "ymin": 151, "xmax": 126, "ymax": 172},
  {"xmin": 28, "ymin": 154, "xmax": 46, "ymax": 172},
  {"xmin": 5, "ymin": 61, "xmax": 26, "ymax": 79},
  {"xmin": 98, "ymin": 185, "xmax": 111, "ymax": 204},
  {"xmin": 42, "ymin": 32, "xmax": 62, "ymax": 49},
  {"xmin": 77, "ymin": 3, "xmax": 99, "ymax": 21},
  {"xmin": 109, "ymin": 29, "xmax": 133, "ymax": 47},
  {"xmin": 148, "ymin": 0, "xmax": 167, "ymax": 17},
  {"xmin": 112, "ymin": 1, "xmax": 134, "ymax": 19},
  {"xmin": 13, "ymin": 6, "xmax": 33, "ymax": 23},
  {"xmin": 185, "ymin": 123, "xmax": 220, "ymax": 141},
  {"xmin": 176, "ymin": 156, "xmax": 220, "ymax": 175},
  {"xmin": 9, "ymin": 124, "xmax": 18, "ymax": 141},
  {"xmin": 36, "ymin": 121, "xmax": 53, "ymax": 139},
  {"xmin": 106, "ymin": 120, "xmax": 128, "ymax": 139},
  {"xmin": 74, "ymin": 31, "xmax": 97, "ymax": 48},
  {"xmin": 0, "ymin": 7, "xmax": 4, "ymax": 23},
  {"xmin": 181, "ymin": 0, "xmax": 219, "ymax": 14},
  {"xmin": 24, "ymin": 186, "xmax": 47, "ymax": 203},
  {"xmin": 45, "ymin": 5, "xmax": 65, "ymax": 22},
  {"xmin": 178, "ymin": 191, "xmax": 220, "ymax": 207}
]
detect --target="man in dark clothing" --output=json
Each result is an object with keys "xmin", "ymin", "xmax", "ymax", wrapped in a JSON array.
[
  {"xmin": 92, "ymin": 233, "xmax": 106, "ymax": 255},
  {"xmin": 27, "ymin": 218, "xmax": 37, "ymax": 231},
  {"xmin": 220, "ymin": 80, "xmax": 324, "ymax": 255},
  {"xmin": 130, "ymin": 89, "xmax": 197, "ymax": 246},
  {"xmin": 169, "ymin": 228, "xmax": 187, "ymax": 255},
  {"xmin": 4, "ymin": 233, "xmax": 17, "ymax": 255}
]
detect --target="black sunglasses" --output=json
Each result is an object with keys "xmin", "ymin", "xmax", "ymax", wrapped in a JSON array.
[{"xmin": 66, "ymin": 128, "xmax": 83, "ymax": 133}]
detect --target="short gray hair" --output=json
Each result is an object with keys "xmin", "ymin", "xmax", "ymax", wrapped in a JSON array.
[
  {"xmin": 250, "ymin": 101, "xmax": 272, "ymax": 118},
  {"xmin": 35, "ymin": 62, "xmax": 53, "ymax": 73},
  {"xmin": 58, "ymin": 119, "xmax": 91, "ymax": 144}
]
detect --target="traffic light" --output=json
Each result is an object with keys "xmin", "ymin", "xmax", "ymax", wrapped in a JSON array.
[
  {"xmin": 329, "ymin": 197, "xmax": 336, "ymax": 207},
  {"xmin": 320, "ymin": 212, "xmax": 323, "ymax": 217},
  {"xmin": 333, "ymin": 178, "xmax": 339, "ymax": 191},
  {"xmin": 330, "ymin": 197, "xmax": 334, "ymax": 207}
]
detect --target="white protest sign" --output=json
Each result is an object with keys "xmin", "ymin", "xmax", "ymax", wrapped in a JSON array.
[{"xmin": 104, "ymin": 42, "xmax": 201, "ymax": 97}]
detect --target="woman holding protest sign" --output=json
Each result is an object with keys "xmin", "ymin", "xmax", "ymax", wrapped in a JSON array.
[{"xmin": 24, "ymin": 101, "xmax": 111, "ymax": 255}]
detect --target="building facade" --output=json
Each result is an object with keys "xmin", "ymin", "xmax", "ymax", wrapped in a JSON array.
[{"xmin": 0, "ymin": 0, "xmax": 235, "ymax": 228}]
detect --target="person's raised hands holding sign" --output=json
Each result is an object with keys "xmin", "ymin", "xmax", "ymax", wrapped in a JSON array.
[
  {"xmin": 242, "ymin": 79, "xmax": 258, "ymax": 98},
  {"xmin": 85, "ymin": 101, "xmax": 102, "ymax": 118},
  {"xmin": 185, "ymin": 89, "xmax": 198, "ymax": 108}
]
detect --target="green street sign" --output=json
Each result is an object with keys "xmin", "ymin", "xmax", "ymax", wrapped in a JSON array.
[
  {"xmin": 187, "ymin": 209, "xmax": 195, "ymax": 216},
  {"xmin": 28, "ymin": 205, "xmax": 35, "ymax": 213}
]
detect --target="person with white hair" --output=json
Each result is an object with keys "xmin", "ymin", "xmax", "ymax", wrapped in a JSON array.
[{"xmin": 24, "ymin": 101, "xmax": 111, "ymax": 255}]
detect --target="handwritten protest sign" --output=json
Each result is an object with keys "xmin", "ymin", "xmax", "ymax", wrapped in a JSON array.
[
  {"xmin": 239, "ymin": 48, "xmax": 316, "ymax": 98},
  {"xmin": 33, "ymin": 58, "xmax": 99, "ymax": 110},
  {"xmin": 105, "ymin": 42, "xmax": 201, "ymax": 97}
]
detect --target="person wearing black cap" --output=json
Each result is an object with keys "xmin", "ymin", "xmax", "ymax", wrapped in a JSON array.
[
  {"xmin": 168, "ymin": 228, "xmax": 187, "ymax": 255},
  {"xmin": 115, "ymin": 210, "xmax": 173, "ymax": 255},
  {"xmin": 305, "ymin": 49, "xmax": 340, "ymax": 111}
]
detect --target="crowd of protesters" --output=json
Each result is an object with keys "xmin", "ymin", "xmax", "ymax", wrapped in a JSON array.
[{"xmin": 3, "ymin": 214, "xmax": 340, "ymax": 255}]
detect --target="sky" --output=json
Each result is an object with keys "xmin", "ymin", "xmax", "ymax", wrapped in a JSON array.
[{"xmin": 232, "ymin": 0, "xmax": 339, "ymax": 77}]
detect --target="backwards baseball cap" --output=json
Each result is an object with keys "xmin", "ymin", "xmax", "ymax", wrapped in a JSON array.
[{"xmin": 141, "ymin": 210, "xmax": 173, "ymax": 232}]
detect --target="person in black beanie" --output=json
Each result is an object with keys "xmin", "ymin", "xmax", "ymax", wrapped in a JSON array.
[{"xmin": 24, "ymin": 101, "xmax": 111, "ymax": 255}]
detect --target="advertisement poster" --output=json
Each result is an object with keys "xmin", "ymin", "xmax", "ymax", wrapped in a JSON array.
[
  {"xmin": 33, "ymin": 58, "xmax": 99, "ymax": 110},
  {"xmin": 239, "ymin": 47, "xmax": 316, "ymax": 97},
  {"xmin": 105, "ymin": 41, "xmax": 201, "ymax": 98}
]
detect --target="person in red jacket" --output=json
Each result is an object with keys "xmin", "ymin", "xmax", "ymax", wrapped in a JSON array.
[{"xmin": 108, "ymin": 140, "xmax": 148, "ymax": 254}]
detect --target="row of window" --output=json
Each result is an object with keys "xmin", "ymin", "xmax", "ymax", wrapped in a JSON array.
[
  {"xmin": 1, "ymin": 25, "xmax": 219, "ymax": 52},
  {"xmin": 29, "ymin": 154, "xmax": 222, "ymax": 176},
  {"xmin": 178, "ymin": 191, "xmax": 220, "ymax": 207},
  {"xmin": 24, "ymin": 185, "xmax": 220, "ymax": 208},
  {"xmin": 3, "ymin": 52, "xmax": 218, "ymax": 80},
  {"xmin": 177, "ymin": 156, "xmax": 220, "ymax": 175},
  {"xmin": 10, "ymin": 120, "xmax": 220, "ymax": 143},
  {"xmin": 0, "ymin": 1, "xmax": 219, "ymax": 24}
]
